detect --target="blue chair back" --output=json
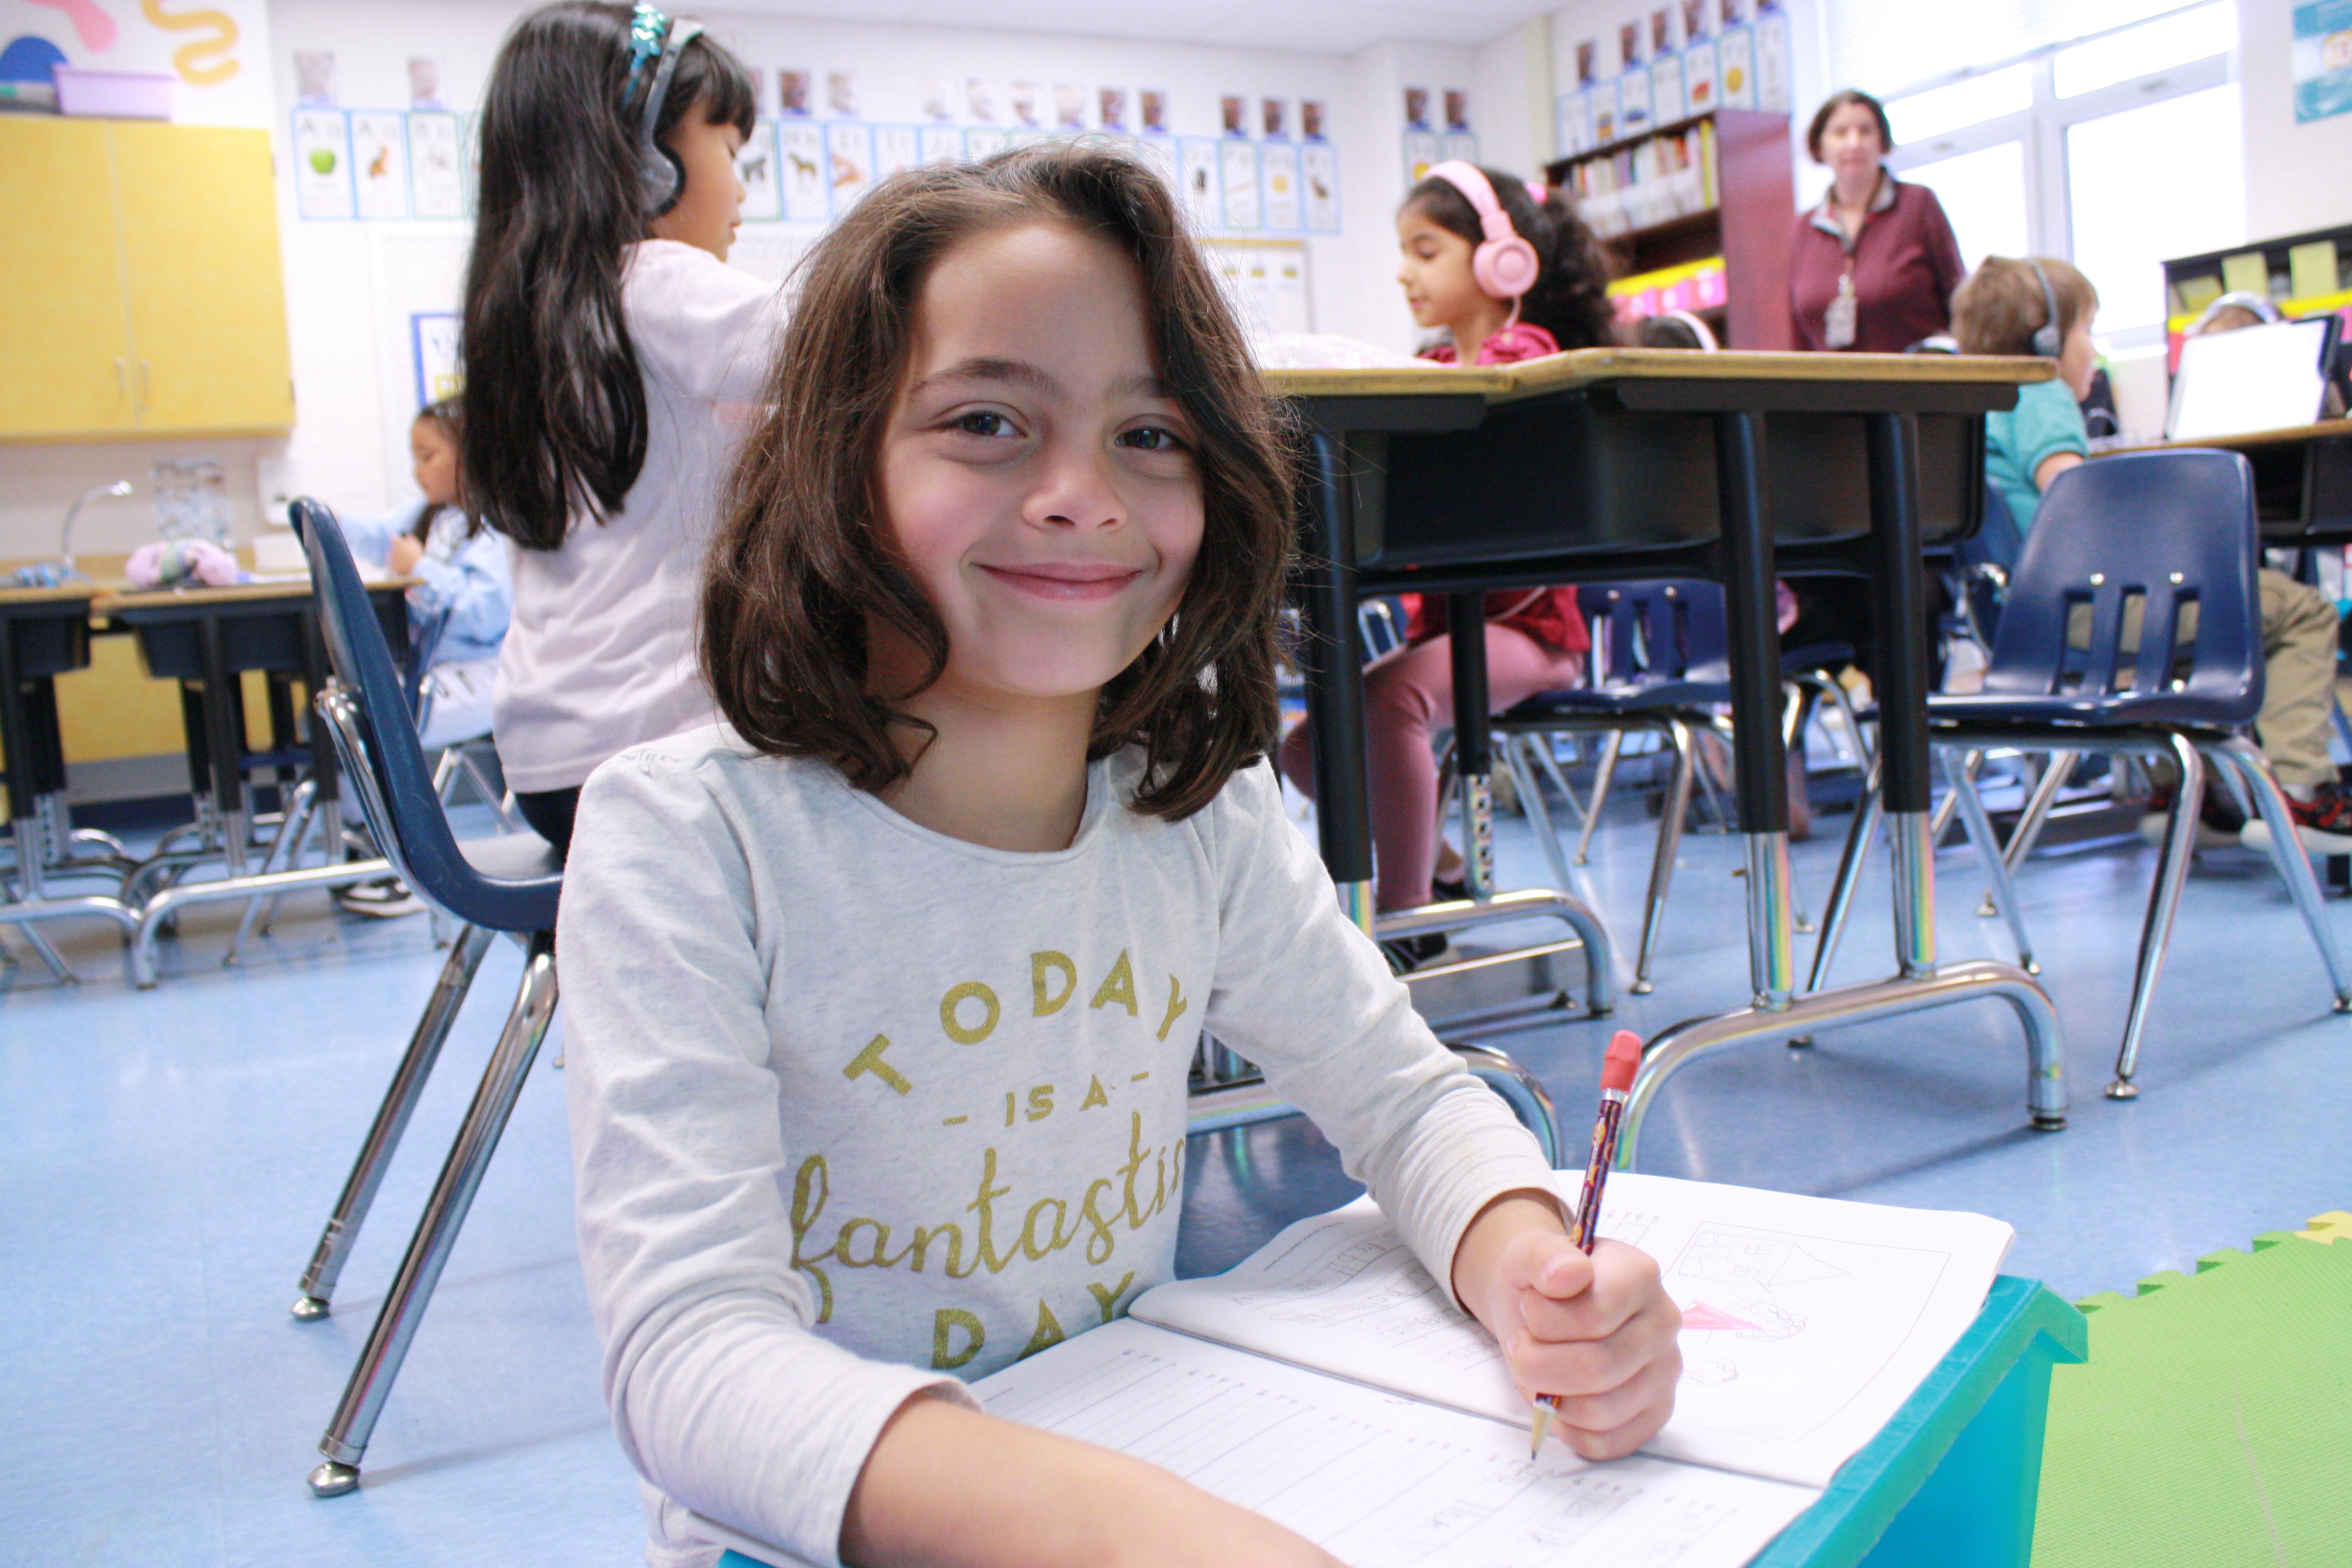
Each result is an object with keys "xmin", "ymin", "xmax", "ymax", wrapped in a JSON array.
[
  {"xmin": 404, "ymin": 603, "xmax": 451, "ymax": 724},
  {"xmin": 1578, "ymin": 580, "xmax": 1731, "ymax": 689},
  {"xmin": 1978, "ymin": 449, "xmax": 2262, "ymax": 725},
  {"xmin": 292, "ymin": 497, "xmax": 558, "ymax": 932}
]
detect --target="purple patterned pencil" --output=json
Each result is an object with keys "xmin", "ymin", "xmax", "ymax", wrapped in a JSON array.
[{"xmin": 1530, "ymin": 1029, "xmax": 1644, "ymax": 1458}]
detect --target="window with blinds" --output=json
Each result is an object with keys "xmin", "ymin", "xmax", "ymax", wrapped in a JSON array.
[{"xmin": 1827, "ymin": 0, "xmax": 2198, "ymax": 94}]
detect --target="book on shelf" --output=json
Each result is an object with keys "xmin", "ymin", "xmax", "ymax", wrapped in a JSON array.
[
  {"xmin": 1563, "ymin": 120, "xmax": 1718, "ymax": 237},
  {"xmin": 976, "ymin": 1170, "xmax": 2016, "ymax": 1568}
]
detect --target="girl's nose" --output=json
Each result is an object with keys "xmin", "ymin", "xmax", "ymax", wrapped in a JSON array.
[{"xmin": 1029, "ymin": 442, "xmax": 1122, "ymax": 529}]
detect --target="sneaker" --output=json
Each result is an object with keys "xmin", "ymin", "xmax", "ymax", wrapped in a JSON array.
[
  {"xmin": 336, "ymin": 875, "xmax": 423, "ymax": 918},
  {"xmin": 2136, "ymin": 785, "xmax": 2246, "ymax": 851},
  {"xmin": 2241, "ymin": 783, "xmax": 2352, "ymax": 858},
  {"xmin": 1379, "ymin": 931, "xmax": 1454, "ymax": 974}
]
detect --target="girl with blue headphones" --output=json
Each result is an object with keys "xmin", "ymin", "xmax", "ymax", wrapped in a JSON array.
[{"xmin": 459, "ymin": 2, "xmax": 775, "ymax": 858}]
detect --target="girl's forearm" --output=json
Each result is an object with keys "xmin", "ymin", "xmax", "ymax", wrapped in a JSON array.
[{"xmin": 840, "ymin": 1394, "xmax": 1342, "ymax": 1568}]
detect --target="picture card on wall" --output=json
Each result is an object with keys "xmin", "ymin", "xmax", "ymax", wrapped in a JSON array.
[
  {"xmin": 1443, "ymin": 88, "xmax": 1469, "ymax": 131},
  {"xmin": 825, "ymin": 121, "xmax": 874, "ymax": 209},
  {"xmin": 780, "ymin": 70, "xmax": 812, "ymax": 115},
  {"xmin": 1400, "ymin": 129, "xmax": 1439, "ymax": 187},
  {"xmin": 1684, "ymin": 39, "xmax": 1719, "ymax": 113},
  {"xmin": 1717, "ymin": 25, "xmax": 1756, "ymax": 108},
  {"xmin": 919, "ymin": 124, "xmax": 961, "ymax": 166},
  {"xmin": 737, "ymin": 120, "xmax": 782, "ymax": 221},
  {"xmin": 1011, "ymin": 81, "xmax": 1041, "ymax": 127},
  {"xmin": 1442, "ymin": 131, "xmax": 1478, "ymax": 165},
  {"xmin": 1261, "ymin": 97, "xmax": 1285, "ymax": 139},
  {"xmin": 1141, "ymin": 90, "xmax": 1168, "ymax": 134},
  {"xmin": 1756, "ymin": 4, "xmax": 1792, "ymax": 111},
  {"xmin": 1594, "ymin": 80, "xmax": 1620, "ymax": 143},
  {"xmin": 1178, "ymin": 138, "xmax": 1221, "ymax": 231},
  {"xmin": 411, "ymin": 312, "xmax": 462, "ymax": 408},
  {"xmin": 1681, "ymin": 0, "xmax": 1711, "ymax": 39},
  {"xmin": 965, "ymin": 78, "xmax": 997, "ymax": 122},
  {"xmin": 292, "ymin": 109, "xmax": 354, "ymax": 220},
  {"xmin": 873, "ymin": 124, "xmax": 920, "ymax": 182},
  {"xmin": 924, "ymin": 78, "xmax": 953, "ymax": 122},
  {"xmin": 1653, "ymin": 52, "xmax": 1687, "ymax": 123},
  {"xmin": 1218, "ymin": 138, "xmax": 1261, "ymax": 229},
  {"xmin": 408, "ymin": 57, "xmax": 445, "ymax": 110},
  {"xmin": 1299, "ymin": 140, "xmax": 1339, "ymax": 231},
  {"xmin": 1651, "ymin": 8, "xmax": 1674, "ymax": 55},
  {"xmin": 406, "ymin": 109, "xmax": 463, "ymax": 220},
  {"xmin": 1099, "ymin": 87, "xmax": 1128, "ymax": 132},
  {"xmin": 1557, "ymin": 88, "xmax": 1592, "ymax": 155},
  {"xmin": 779, "ymin": 119, "xmax": 827, "ymax": 221},
  {"xmin": 962, "ymin": 125, "xmax": 1011, "ymax": 161},
  {"xmin": 1619, "ymin": 64, "xmax": 1655, "ymax": 131},
  {"xmin": 1576, "ymin": 40, "xmax": 1599, "ymax": 85},
  {"xmin": 351, "ymin": 111, "xmax": 409, "ymax": 220},
  {"xmin": 826, "ymin": 70, "xmax": 856, "ymax": 118},
  {"xmin": 1300, "ymin": 98, "xmax": 1326, "ymax": 139},
  {"xmin": 1261, "ymin": 140, "xmax": 1301, "ymax": 229},
  {"xmin": 1220, "ymin": 94, "xmax": 1247, "ymax": 137},
  {"xmin": 1056, "ymin": 83, "xmax": 1087, "ymax": 130},
  {"xmin": 1403, "ymin": 85, "xmax": 1431, "ymax": 130},
  {"xmin": 1618, "ymin": 21, "xmax": 1642, "ymax": 67}
]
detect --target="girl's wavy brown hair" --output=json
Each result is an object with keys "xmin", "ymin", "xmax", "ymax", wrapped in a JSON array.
[{"xmin": 702, "ymin": 143, "xmax": 1295, "ymax": 820}]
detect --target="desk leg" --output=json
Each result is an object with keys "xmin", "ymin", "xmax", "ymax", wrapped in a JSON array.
[
  {"xmin": 1714, "ymin": 410, "xmax": 1795, "ymax": 1009},
  {"xmin": 198, "ymin": 617, "xmax": 250, "ymax": 878},
  {"xmin": 1865, "ymin": 411, "xmax": 1936, "ymax": 978},
  {"xmin": 1447, "ymin": 591, "xmax": 1496, "ymax": 900},
  {"xmin": 1301, "ymin": 431, "xmax": 1376, "ymax": 935}
]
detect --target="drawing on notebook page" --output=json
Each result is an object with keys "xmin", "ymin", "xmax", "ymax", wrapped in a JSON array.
[{"xmin": 1661, "ymin": 1223, "xmax": 1947, "ymax": 1440}]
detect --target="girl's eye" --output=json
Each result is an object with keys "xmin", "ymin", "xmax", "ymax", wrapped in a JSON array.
[
  {"xmin": 951, "ymin": 410, "xmax": 1017, "ymax": 438},
  {"xmin": 1117, "ymin": 424, "xmax": 1188, "ymax": 454}
]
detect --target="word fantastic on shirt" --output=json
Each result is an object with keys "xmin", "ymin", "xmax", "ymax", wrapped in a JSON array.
[{"xmin": 792, "ymin": 946, "xmax": 1196, "ymax": 1371}]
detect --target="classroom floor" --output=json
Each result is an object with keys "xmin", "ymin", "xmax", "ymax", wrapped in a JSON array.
[{"xmin": 6, "ymin": 771, "xmax": 2350, "ymax": 1567}]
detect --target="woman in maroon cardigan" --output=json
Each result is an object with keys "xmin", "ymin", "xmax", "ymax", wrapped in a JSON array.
[{"xmin": 1788, "ymin": 90, "xmax": 1965, "ymax": 353}]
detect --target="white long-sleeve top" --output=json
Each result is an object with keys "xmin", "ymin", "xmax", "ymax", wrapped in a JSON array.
[
  {"xmin": 492, "ymin": 240, "xmax": 785, "ymax": 794},
  {"xmin": 559, "ymin": 728, "xmax": 1558, "ymax": 1568}
]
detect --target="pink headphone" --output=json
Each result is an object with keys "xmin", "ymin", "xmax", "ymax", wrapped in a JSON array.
[{"xmin": 1425, "ymin": 160, "xmax": 1542, "ymax": 302}]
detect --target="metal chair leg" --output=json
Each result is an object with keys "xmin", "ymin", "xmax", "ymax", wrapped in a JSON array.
[
  {"xmin": 226, "ymin": 778, "xmax": 317, "ymax": 965},
  {"xmin": 292, "ymin": 924, "xmax": 498, "ymax": 1321},
  {"xmin": 2213, "ymin": 737, "xmax": 2352, "ymax": 1007},
  {"xmin": 2110, "ymin": 734, "xmax": 2205, "ymax": 1099},
  {"xmin": 1630, "ymin": 715, "xmax": 1697, "ymax": 995},
  {"xmin": 1529, "ymin": 735, "xmax": 1588, "ymax": 831},
  {"xmin": 1806, "ymin": 754, "xmax": 1883, "ymax": 993},
  {"xmin": 1449, "ymin": 1042, "xmax": 1563, "ymax": 1166},
  {"xmin": 1503, "ymin": 738, "xmax": 1576, "ymax": 898},
  {"xmin": 1573, "ymin": 731, "xmax": 1623, "ymax": 866},
  {"xmin": 2004, "ymin": 751, "xmax": 2080, "ymax": 874},
  {"xmin": 1942, "ymin": 750, "xmax": 2037, "ymax": 973},
  {"xmin": 308, "ymin": 933, "xmax": 560, "ymax": 1497}
]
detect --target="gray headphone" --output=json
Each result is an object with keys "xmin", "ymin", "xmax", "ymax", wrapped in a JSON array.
[
  {"xmin": 623, "ymin": 4, "xmax": 704, "ymax": 218},
  {"xmin": 2025, "ymin": 257, "xmax": 2062, "ymax": 358}
]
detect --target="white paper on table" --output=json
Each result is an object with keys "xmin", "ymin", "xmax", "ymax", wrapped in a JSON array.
[
  {"xmin": 1128, "ymin": 1172, "xmax": 2014, "ymax": 1489},
  {"xmin": 978, "ymin": 1318, "xmax": 1818, "ymax": 1568}
]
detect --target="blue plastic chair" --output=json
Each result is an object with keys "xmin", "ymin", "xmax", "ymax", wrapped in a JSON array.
[
  {"xmin": 1494, "ymin": 581, "xmax": 1733, "ymax": 994},
  {"xmin": 283, "ymin": 497, "xmax": 564, "ymax": 1499},
  {"xmin": 1809, "ymin": 449, "xmax": 2352, "ymax": 1098}
]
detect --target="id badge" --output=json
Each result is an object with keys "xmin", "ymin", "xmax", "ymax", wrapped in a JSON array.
[{"xmin": 1824, "ymin": 273, "xmax": 1857, "ymax": 349}]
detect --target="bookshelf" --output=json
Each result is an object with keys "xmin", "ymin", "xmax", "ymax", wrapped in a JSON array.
[
  {"xmin": 2161, "ymin": 222, "xmax": 2352, "ymax": 373},
  {"xmin": 1546, "ymin": 108, "xmax": 1795, "ymax": 351}
]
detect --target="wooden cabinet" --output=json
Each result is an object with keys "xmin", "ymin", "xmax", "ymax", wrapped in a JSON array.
[{"xmin": 0, "ymin": 118, "xmax": 293, "ymax": 442}]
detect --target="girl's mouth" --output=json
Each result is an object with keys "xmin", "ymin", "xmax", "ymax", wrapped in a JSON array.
[{"xmin": 979, "ymin": 563, "xmax": 1145, "ymax": 601}]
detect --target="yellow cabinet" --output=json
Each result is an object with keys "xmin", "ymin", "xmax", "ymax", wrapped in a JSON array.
[{"xmin": 0, "ymin": 118, "xmax": 293, "ymax": 442}]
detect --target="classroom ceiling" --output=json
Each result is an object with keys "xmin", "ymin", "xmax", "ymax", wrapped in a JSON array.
[{"xmin": 705, "ymin": 0, "xmax": 1556, "ymax": 53}]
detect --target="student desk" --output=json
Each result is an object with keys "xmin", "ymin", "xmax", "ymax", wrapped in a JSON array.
[
  {"xmin": 0, "ymin": 583, "xmax": 139, "ymax": 975},
  {"xmin": 1266, "ymin": 350, "xmax": 2069, "ymax": 1162},
  {"xmin": 2106, "ymin": 417, "xmax": 2352, "ymax": 544},
  {"xmin": 93, "ymin": 577, "xmax": 410, "ymax": 986}
]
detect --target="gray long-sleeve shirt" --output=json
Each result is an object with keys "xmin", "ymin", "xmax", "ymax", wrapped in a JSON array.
[{"xmin": 559, "ymin": 728, "xmax": 1557, "ymax": 1567}]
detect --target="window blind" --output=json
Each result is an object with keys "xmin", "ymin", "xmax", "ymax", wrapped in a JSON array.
[{"xmin": 1825, "ymin": 0, "xmax": 2194, "ymax": 94}]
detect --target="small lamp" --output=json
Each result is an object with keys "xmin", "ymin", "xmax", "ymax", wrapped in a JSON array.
[{"xmin": 59, "ymin": 480, "xmax": 133, "ymax": 574}]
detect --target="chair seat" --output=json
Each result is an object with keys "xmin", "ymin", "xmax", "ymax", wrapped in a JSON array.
[
  {"xmin": 1927, "ymin": 687, "xmax": 2258, "ymax": 730},
  {"xmin": 1506, "ymin": 677, "xmax": 1731, "ymax": 719},
  {"xmin": 432, "ymin": 831, "xmax": 562, "ymax": 933}
]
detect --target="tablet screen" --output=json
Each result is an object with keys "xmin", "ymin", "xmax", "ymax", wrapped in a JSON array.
[{"xmin": 2167, "ymin": 316, "xmax": 2336, "ymax": 440}]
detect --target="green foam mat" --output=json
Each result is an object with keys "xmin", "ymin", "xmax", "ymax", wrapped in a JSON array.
[{"xmin": 2034, "ymin": 1219, "xmax": 2352, "ymax": 1566}]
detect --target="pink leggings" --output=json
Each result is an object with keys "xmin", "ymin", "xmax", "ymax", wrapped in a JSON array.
[{"xmin": 1280, "ymin": 624, "xmax": 1585, "ymax": 912}]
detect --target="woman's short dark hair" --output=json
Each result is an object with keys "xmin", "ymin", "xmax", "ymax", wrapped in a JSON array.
[
  {"xmin": 1806, "ymin": 89, "xmax": 1895, "ymax": 162},
  {"xmin": 1402, "ymin": 166, "xmax": 1616, "ymax": 350},
  {"xmin": 459, "ymin": 2, "xmax": 757, "ymax": 552},
  {"xmin": 702, "ymin": 143, "xmax": 1294, "ymax": 822}
]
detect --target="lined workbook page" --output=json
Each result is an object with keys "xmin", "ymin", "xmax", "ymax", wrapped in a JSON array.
[
  {"xmin": 1126, "ymin": 1172, "xmax": 2015, "ymax": 1488},
  {"xmin": 976, "ymin": 1319, "xmax": 1818, "ymax": 1568}
]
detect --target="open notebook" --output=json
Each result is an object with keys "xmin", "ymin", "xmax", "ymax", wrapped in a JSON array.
[{"xmin": 976, "ymin": 1171, "xmax": 2013, "ymax": 1568}]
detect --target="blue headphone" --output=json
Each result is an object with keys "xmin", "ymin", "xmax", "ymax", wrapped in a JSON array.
[
  {"xmin": 624, "ymin": 4, "xmax": 704, "ymax": 218},
  {"xmin": 2025, "ymin": 257, "xmax": 2062, "ymax": 358}
]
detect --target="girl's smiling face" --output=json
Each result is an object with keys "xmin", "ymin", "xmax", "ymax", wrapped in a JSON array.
[
  {"xmin": 1396, "ymin": 203, "xmax": 1486, "ymax": 334},
  {"xmin": 874, "ymin": 220, "xmax": 1204, "ymax": 713}
]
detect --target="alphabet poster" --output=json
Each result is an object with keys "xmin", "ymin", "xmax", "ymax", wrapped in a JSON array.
[
  {"xmin": 291, "ymin": 108, "xmax": 353, "ymax": 220},
  {"xmin": 780, "ymin": 119, "xmax": 828, "ymax": 222},
  {"xmin": 737, "ymin": 122, "xmax": 783, "ymax": 223},
  {"xmin": 406, "ymin": 110, "xmax": 463, "ymax": 220},
  {"xmin": 1218, "ymin": 137, "xmax": 1261, "ymax": 230},
  {"xmin": 350, "ymin": 109, "xmax": 408, "ymax": 220}
]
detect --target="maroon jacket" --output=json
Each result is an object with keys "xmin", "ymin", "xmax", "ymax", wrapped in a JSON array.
[{"xmin": 1788, "ymin": 173, "xmax": 1966, "ymax": 354}]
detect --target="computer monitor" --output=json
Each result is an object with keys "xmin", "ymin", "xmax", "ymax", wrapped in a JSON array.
[{"xmin": 2166, "ymin": 315, "xmax": 2342, "ymax": 441}]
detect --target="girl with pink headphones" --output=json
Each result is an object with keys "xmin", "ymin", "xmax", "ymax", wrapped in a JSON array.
[{"xmin": 1281, "ymin": 163, "xmax": 1616, "ymax": 965}]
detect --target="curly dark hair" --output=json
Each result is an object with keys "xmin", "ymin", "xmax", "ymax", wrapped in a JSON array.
[
  {"xmin": 700, "ymin": 142, "xmax": 1296, "ymax": 822},
  {"xmin": 1402, "ymin": 165, "xmax": 1617, "ymax": 350}
]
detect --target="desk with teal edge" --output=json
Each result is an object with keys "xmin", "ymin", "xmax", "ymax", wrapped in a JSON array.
[{"xmin": 713, "ymin": 1275, "xmax": 2086, "ymax": 1568}]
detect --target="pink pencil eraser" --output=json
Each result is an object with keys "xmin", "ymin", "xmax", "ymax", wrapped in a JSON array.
[{"xmin": 1601, "ymin": 1030, "xmax": 1642, "ymax": 1092}]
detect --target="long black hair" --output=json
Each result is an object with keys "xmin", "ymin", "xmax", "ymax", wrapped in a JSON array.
[
  {"xmin": 407, "ymin": 398, "xmax": 485, "ymax": 544},
  {"xmin": 1402, "ymin": 166, "xmax": 1616, "ymax": 350},
  {"xmin": 459, "ymin": 2, "xmax": 756, "ymax": 551}
]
